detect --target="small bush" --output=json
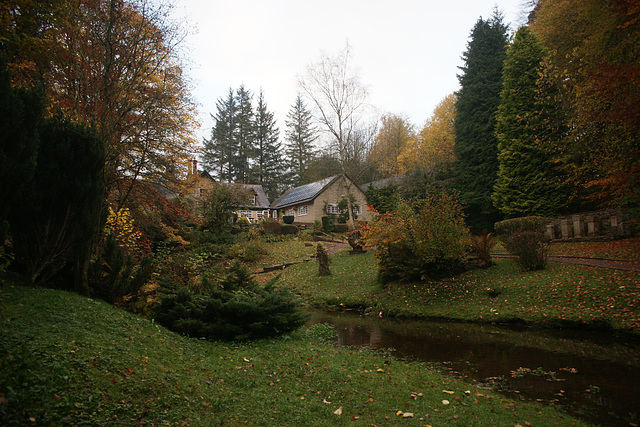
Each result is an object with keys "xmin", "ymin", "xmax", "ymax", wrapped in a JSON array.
[
  {"xmin": 281, "ymin": 224, "xmax": 299, "ymax": 235},
  {"xmin": 262, "ymin": 219, "xmax": 282, "ymax": 235},
  {"xmin": 362, "ymin": 193, "xmax": 471, "ymax": 282},
  {"xmin": 333, "ymin": 224, "xmax": 349, "ymax": 233},
  {"xmin": 321, "ymin": 216, "xmax": 334, "ymax": 233},
  {"xmin": 495, "ymin": 216, "xmax": 549, "ymax": 271},
  {"xmin": 282, "ymin": 215, "xmax": 294, "ymax": 224},
  {"xmin": 237, "ymin": 217, "xmax": 250, "ymax": 226},
  {"xmin": 154, "ymin": 262, "xmax": 309, "ymax": 341},
  {"xmin": 471, "ymin": 230, "xmax": 497, "ymax": 268},
  {"xmin": 227, "ymin": 239, "xmax": 268, "ymax": 262}
]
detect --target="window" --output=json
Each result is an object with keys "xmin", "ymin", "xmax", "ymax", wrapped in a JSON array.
[
  {"xmin": 287, "ymin": 208, "xmax": 295, "ymax": 216},
  {"xmin": 252, "ymin": 194, "xmax": 258, "ymax": 205},
  {"xmin": 326, "ymin": 204, "xmax": 340, "ymax": 215},
  {"xmin": 298, "ymin": 206, "xmax": 308, "ymax": 216},
  {"xmin": 199, "ymin": 188, "xmax": 207, "ymax": 197},
  {"xmin": 354, "ymin": 204, "xmax": 361, "ymax": 215},
  {"xmin": 239, "ymin": 210, "xmax": 253, "ymax": 219}
]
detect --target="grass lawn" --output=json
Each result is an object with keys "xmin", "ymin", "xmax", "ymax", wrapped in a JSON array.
[
  {"xmin": 0, "ymin": 285, "xmax": 586, "ymax": 426},
  {"xmin": 275, "ymin": 245, "xmax": 640, "ymax": 334}
]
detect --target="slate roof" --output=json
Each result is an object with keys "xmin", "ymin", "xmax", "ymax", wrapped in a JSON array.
[
  {"xmin": 197, "ymin": 171, "xmax": 271, "ymax": 209},
  {"xmin": 271, "ymin": 175, "xmax": 340, "ymax": 209}
]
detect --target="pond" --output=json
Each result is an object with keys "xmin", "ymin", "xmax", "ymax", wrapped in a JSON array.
[{"xmin": 307, "ymin": 309, "xmax": 640, "ymax": 426}]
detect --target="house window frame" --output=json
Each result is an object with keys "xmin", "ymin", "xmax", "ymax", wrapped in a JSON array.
[
  {"xmin": 298, "ymin": 205, "xmax": 308, "ymax": 216},
  {"xmin": 326, "ymin": 204, "xmax": 340, "ymax": 215}
]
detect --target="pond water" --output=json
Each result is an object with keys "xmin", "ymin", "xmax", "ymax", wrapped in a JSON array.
[{"xmin": 307, "ymin": 309, "xmax": 640, "ymax": 426}]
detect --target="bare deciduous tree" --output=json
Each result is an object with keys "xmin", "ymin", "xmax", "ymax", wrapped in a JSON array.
[{"xmin": 299, "ymin": 44, "xmax": 371, "ymax": 229}]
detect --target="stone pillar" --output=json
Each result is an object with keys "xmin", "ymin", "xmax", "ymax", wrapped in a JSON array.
[
  {"xmin": 572, "ymin": 215, "xmax": 583, "ymax": 238},
  {"xmin": 545, "ymin": 224, "xmax": 555, "ymax": 240},
  {"xmin": 561, "ymin": 219, "xmax": 571, "ymax": 239},
  {"xmin": 586, "ymin": 215, "xmax": 598, "ymax": 236}
]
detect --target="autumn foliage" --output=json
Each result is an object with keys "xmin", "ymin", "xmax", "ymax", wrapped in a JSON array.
[{"xmin": 362, "ymin": 193, "xmax": 471, "ymax": 282}]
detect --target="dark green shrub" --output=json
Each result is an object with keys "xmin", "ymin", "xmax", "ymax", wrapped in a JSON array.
[
  {"xmin": 282, "ymin": 215, "xmax": 294, "ymax": 224},
  {"xmin": 154, "ymin": 262, "xmax": 309, "ymax": 340},
  {"xmin": 495, "ymin": 216, "xmax": 549, "ymax": 271},
  {"xmin": 321, "ymin": 216, "xmax": 334, "ymax": 232},
  {"xmin": 333, "ymin": 224, "xmax": 349, "ymax": 233},
  {"xmin": 280, "ymin": 224, "xmax": 299, "ymax": 235},
  {"xmin": 262, "ymin": 219, "xmax": 282, "ymax": 235}
]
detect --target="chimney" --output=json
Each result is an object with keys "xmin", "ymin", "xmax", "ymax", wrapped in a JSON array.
[{"xmin": 191, "ymin": 158, "xmax": 198, "ymax": 177}]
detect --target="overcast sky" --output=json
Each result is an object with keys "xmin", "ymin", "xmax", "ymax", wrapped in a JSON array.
[{"xmin": 173, "ymin": 0, "xmax": 530, "ymax": 145}]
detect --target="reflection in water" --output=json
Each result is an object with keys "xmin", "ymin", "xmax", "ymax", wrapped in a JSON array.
[{"xmin": 307, "ymin": 309, "xmax": 640, "ymax": 427}]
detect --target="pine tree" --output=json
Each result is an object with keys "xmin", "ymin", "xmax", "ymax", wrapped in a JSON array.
[
  {"xmin": 253, "ymin": 89, "xmax": 284, "ymax": 200},
  {"xmin": 454, "ymin": 9, "xmax": 509, "ymax": 232},
  {"xmin": 233, "ymin": 85, "xmax": 255, "ymax": 183},
  {"xmin": 492, "ymin": 26, "xmax": 568, "ymax": 217},
  {"xmin": 285, "ymin": 95, "xmax": 317, "ymax": 186},
  {"xmin": 202, "ymin": 88, "xmax": 236, "ymax": 182}
]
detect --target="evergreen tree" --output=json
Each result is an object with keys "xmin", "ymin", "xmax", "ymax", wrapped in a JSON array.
[
  {"xmin": 253, "ymin": 89, "xmax": 284, "ymax": 200},
  {"xmin": 285, "ymin": 95, "xmax": 317, "ymax": 186},
  {"xmin": 233, "ymin": 85, "xmax": 255, "ymax": 183},
  {"xmin": 454, "ymin": 9, "xmax": 509, "ymax": 232},
  {"xmin": 492, "ymin": 26, "xmax": 568, "ymax": 217},
  {"xmin": 203, "ymin": 88, "xmax": 236, "ymax": 182}
]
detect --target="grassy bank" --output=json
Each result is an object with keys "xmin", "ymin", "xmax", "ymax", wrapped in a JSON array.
[
  {"xmin": 274, "ymin": 247, "xmax": 640, "ymax": 334},
  {"xmin": 0, "ymin": 285, "xmax": 586, "ymax": 426}
]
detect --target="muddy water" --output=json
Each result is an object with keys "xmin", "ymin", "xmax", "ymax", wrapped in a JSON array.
[{"xmin": 307, "ymin": 309, "xmax": 640, "ymax": 426}]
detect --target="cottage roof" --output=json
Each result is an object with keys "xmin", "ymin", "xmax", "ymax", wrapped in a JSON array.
[
  {"xmin": 231, "ymin": 183, "xmax": 271, "ymax": 209},
  {"xmin": 271, "ymin": 175, "xmax": 340, "ymax": 209},
  {"xmin": 197, "ymin": 171, "xmax": 271, "ymax": 209}
]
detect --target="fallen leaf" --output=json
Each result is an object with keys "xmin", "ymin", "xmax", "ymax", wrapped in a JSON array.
[
  {"xmin": 334, "ymin": 407, "xmax": 343, "ymax": 415},
  {"xmin": 402, "ymin": 412, "xmax": 414, "ymax": 418},
  {"xmin": 323, "ymin": 399, "xmax": 332, "ymax": 405},
  {"xmin": 442, "ymin": 390, "xmax": 455, "ymax": 394},
  {"xmin": 442, "ymin": 400, "xmax": 450, "ymax": 405}
]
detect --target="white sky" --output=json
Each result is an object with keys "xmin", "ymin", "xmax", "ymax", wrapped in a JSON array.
[{"xmin": 173, "ymin": 0, "xmax": 529, "ymax": 146}]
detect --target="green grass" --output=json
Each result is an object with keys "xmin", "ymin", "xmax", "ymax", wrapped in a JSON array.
[
  {"xmin": 0, "ymin": 285, "xmax": 586, "ymax": 426},
  {"xmin": 276, "ymin": 247, "xmax": 640, "ymax": 334}
]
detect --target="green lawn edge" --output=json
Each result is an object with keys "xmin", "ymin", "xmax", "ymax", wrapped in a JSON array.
[
  {"xmin": 278, "ymin": 248, "xmax": 640, "ymax": 336},
  {"xmin": 0, "ymin": 285, "xmax": 587, "ymax": 426}
]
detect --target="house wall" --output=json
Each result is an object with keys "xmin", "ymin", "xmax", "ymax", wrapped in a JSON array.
[{"xmin": 280, "ymin": 177, "xmax": 372, "ymax": 224}]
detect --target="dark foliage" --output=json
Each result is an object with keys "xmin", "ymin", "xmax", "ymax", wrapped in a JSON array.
[
  {"xmin": 154, "ymin": 262, "xmax": 308, "ymax": 341},
  {"xmin": 495, "ymin": 216, "xmax": 549, "ymax": 271}
]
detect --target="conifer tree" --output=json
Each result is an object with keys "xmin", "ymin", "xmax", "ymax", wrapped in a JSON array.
[
  {"xmin": 203, "ymin": 88, "xmax": 236, "ymax": 181},
  {"xmin": 454, "ymin": 9, "xmax": 509, "ymax": 232},
  {"xmin": 492, "ymin": 26, "xmax": 568, "ymax": 217},
  {"xmin": 233, "ymin": 85, "xmax": 255, "ymax": 183},
  {"xmin": 285, "ymin": 95, "xmax": 317, "ymax": 186},
  {"xmin": 253, "ymin": 89, "xmax": 284, "ymax": 200}
]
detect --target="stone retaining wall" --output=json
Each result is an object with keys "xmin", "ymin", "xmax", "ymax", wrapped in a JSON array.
[{"xmin": 545, "ymin": 207, "xmax": 633, "ymax": 241}]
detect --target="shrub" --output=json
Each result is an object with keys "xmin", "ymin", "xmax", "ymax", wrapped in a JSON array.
[
  {"xmin": 471, "ymin": 230, "xmax": 497, "ymax": 268},
  {"xmin": 362, "ymin": 192, "xmax": 471, "ymax": 282},
  {"xmin": 237, "ymin": 217, "xmax": 250, "ymax": 226},
  {"xmin": 495, "ymin": 216, "xmax": 549, "ymax": 271},
  {"xmin": 333, "ymin": 224, "xmax": 349, "ymax": 233},
  {"xmin": 262, "ymin": 218, "xmax": 282, "ymax": 235},
  {"xmin": 321, "ymin": 216, "xmax": 334, "ymax": 232},
  {"xmin": 154, "ymin": 262, "xmax": 309, "ymax": 340},
  {"xmin": 280, "ymin": 224, "xmax": 299, "ymax": 235},
  {"xmin": 227, "ymin": 239, "xmax": 268, "ymax": 262},
  {"xmin": 282, "ymin": 215, "xmax": 295, "ymax": 224}
]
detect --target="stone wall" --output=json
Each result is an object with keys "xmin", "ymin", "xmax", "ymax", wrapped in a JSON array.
[{"xmin": 544, "ymin": 207, "xmax": 633, "ymax": 241}]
